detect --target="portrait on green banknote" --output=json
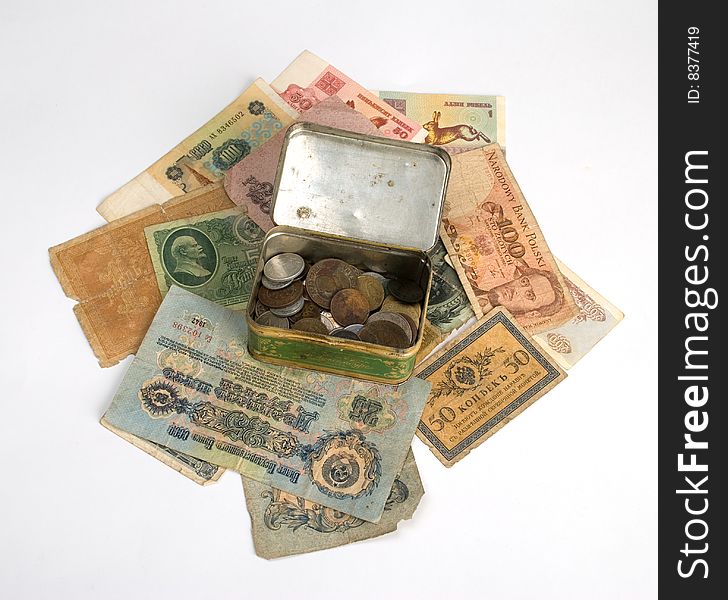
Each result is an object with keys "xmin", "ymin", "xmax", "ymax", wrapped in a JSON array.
[{"xmin": 160, "ymin": 227, "xmax": 218, "ymax": 287}]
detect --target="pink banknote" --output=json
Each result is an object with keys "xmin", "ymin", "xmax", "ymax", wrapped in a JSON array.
[{"xmin": 271, "ymin": 50, "xmax": 426, "ymax": 143}]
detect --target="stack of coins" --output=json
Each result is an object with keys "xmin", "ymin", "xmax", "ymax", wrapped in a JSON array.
[{"xmin": 253, "ymin": 254, "xmax": 424, "ymax": 350}]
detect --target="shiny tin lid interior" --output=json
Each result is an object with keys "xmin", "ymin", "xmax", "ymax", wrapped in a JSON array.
[{"xmin": 272, "ymin": 123, "xmax": 450, "ymax": 251}]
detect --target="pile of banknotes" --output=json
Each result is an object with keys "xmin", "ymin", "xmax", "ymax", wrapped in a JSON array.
[{"xmin": 49, "ymin": 50, "xmax": 623, "ymax": 559}]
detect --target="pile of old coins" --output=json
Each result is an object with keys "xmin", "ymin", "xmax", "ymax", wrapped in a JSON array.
[{"xmin": 253, "ymin": 253, "xmax": 425, "ymax": 350}]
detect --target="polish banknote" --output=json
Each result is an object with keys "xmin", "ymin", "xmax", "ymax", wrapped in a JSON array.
[
  {"xmin": 415, "ymin": 307, "xmax": 566, "ymax": 467},
  {"xmin": 102, "ymin": 286, "xmax": 431, "ymax": 523},
  {"xmin": 378, "ymin": 91, "xmax": 505, "ymax": 152},
  {"xmin": 440, "ymin": 144, "xmax": 578, "ymax": 333},
  {"xmin": 224, "ymin": 96, "xmax": 384, "ymax": 232},
  {"xmin": 49, "ymin": 184, "xmax": 235, "ymax": 367},
  {"xmin": 243, "ymin": 449, "xmax": 423, "ymax": 558},
  {"xmin": 96, "ymin": 79, "xmax": 297, "ymax": 221},
  {"xmin": 144, "ymin": 208, "xmax": 264, "ymax": 310},
  {"xmin": 271, "ymin": 50, "xmax": 426, "ymax": 143},
  {"xmin": 533, "ymin": 259, "xmax": 624, "ymax": 369}
]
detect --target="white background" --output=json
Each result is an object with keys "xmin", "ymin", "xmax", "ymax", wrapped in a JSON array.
[{"xmin": 0, "ymin": 1, "xmax": 657, "ymax": 598}]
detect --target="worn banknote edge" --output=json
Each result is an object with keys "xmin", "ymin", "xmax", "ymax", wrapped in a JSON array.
[
  {"xmin": 414, "ymin": 307, "xmax": 567, "ymax": 467},
  {"xmin": 101, "ymin": 418, "xmax": 224, "ymax": 486}
]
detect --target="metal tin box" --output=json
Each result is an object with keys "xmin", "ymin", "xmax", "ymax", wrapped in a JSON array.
[{"xmin": 246, "ymin": 123, "xmax": 450, "ymax": 383}]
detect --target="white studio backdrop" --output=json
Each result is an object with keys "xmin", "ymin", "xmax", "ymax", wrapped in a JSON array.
[{"xmin": 0, "ymin": 1, "xmax": 657, "ymax": 598}]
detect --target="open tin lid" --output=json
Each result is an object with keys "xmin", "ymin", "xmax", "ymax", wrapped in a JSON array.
[{"xmin": 271, "ymin": 123, "xmax": 451, "ymax": 251}]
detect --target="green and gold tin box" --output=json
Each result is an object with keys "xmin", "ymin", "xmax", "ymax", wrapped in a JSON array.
[{"xmin": 246, "ymin": 123, "xmax": 451, "ymax": 383}]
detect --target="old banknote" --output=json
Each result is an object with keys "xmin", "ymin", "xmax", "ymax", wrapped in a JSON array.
[
  {"xmin": 144, "ymin": 208, "xmax": 264, "ymax": 310},
  {"xmin": 96, "ymin": 79, "xmax": 297, "ymax": 221},
  {"xmin": 378, "ymin": 91, "xmax": 505, "ymax": 152},
  {"xmin": 224, "ymin": 96, "xmax": 384, "ymax": 232},
  {"xmin": 243, "ymin": 449, "xmax": 423, "ymax": 559},
  {"xmin": 534, "ymin": 260, "xmax": 624, "ymax": 370},
  {"xmin": 102, "ymin": 419, "xmax": 224, "ymax": 485},
  {"xmin": 440, "ymin": 145, "xmax": 578, "ymax": 333},
  {"xmin": 415, "ymin": 307, "xmax": 566, "ymax": 467},
  {"xmin": 49, "ymin": 184, "xmax": 234, "ymax": 367},
  {"xmin": 426, "ymin": 239, "xmax": 475, "ymax": 337},
  {"xmin": 271, "ymin": 50, "xmax": 426, "ymax": 143},
  {"xmin": 102, "ymin": 286, "xmax": 431, "ymax": 522}
]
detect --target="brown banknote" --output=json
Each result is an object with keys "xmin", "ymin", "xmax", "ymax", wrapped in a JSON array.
[
  {"xmin": 415, "ymin": 307, "xmax": 566, "ymax": 467},
  {"xmin": 243, "ymin": 449, "xmax": 423, "ymax": 559},
  {"xmin": 49, "ymin": 184, "xmax": 234, "ymax": 367},
  {"xmin": 224, "ymin": 96, "xmax": 383, "ymax": 232},
  {"xmin": 440, "ymin": 145, "xmax": 577, "ymax": 334}
]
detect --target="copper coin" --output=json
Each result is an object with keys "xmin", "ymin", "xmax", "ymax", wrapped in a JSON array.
[
  {"xmin": 366, "ymin": 311, "xmax": 413, "ymax": 342},
  {"xmin": 292, "ymin": 318, "xmax": 330, "ymax": 335},
  {"xmin": 382, "ymin": 295, "xmax": 422, "ymax": 321},
  {"xmin": 256, "ymin": 311, "xmax": 289, "ymax": 329},
  {"xmin": 288, "ymin": 299, "xmax": 322, "ymax": 324},
  {"xmin": 388, "ymin": 279, "xmax": 424, "ymax": 303},
  {"xmin": 359, "ymin": 320, "xmax": 410, "ymax": 349},
  {"xmin": 329, "ymin": 328, "xmax": 360, "ymax": 340},
  {"xmin": 258, "ymin": 280, "xmax": 303, "ymax": 308},
  {"xmin": 305, "ymin": 258, "xmax": 359, "ymax": 309},
  {"xmin": 396, "ymin": 312, "xmax": 419, "ymax": 344},
  {"xmin": 330, "ymin": 288, "xmax": 370, "ymax": 327},
  {"xmin": 356, "ymin": 274, "xmax": 385, "ymax": 311}
]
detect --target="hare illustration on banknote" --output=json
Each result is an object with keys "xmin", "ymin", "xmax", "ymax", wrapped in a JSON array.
[{"xmin": 423, "ymin": 111, "xmax": 491, "ymax": 145}]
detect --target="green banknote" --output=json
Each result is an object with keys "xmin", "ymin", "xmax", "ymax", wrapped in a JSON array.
[
  {"xmin": 426, "ymin": 239, "xmax": 475, "ymax": 335},
  {"xmin": 144, "ymin": 208, "xmax": 264, "ymax": 310},
  {"xmin": 102, "ymin": 286, "xmax": 431, "ymax": 523}
]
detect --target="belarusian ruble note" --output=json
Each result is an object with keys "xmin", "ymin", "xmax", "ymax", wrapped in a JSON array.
[
  {"xmin": 415, "ymin": 307, "xmax": 566, "ymax": 467},
  {"xmin": 533, "ymin": 259, "xmax": 623, "ymax": 370},
  {"xmin": 243, "ymin": 449, "xmax": 423, "ymax": 559},
  {"xmin": 271, "ymin": 50, "xmax": 426, "ymax": 143},
  {"xmin": 49, "ymin": 184, "xmax": 234, "ymax": 367},
  {"xmin": 378, "ymin": 91, "xmax": 505, "ymax": 152},
  {"xmin": 96, "ymin": 79, "xmax": 297, "ymax": 221},
  {"xmin": 426, "ymin": 239, "xmax": 475, "ymax": 336},
  {"xmin": 102, "ymin": 286, "xmax": 431, "ymax": 523},
  {"xmin": 224, "ymin": 96, "xmax": 384, "ymax": 232},
  {"xmin": 101, "ymin": 419, "xmax": 224, "ymax": 485},
  {"xmin": 440, "ymin": 145, "xmax": 578, "ymax": 333},
  {"xmin": 144, "ymin": 208, "xmax": 264, "ymax": 310}
]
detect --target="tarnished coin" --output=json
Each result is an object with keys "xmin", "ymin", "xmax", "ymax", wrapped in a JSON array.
[
  {"xmin": 382, "ymin": 295, "xmax": 422, "ymax": 322},
  {"xmin": 288, "ymin": 299, "xmax": 322, "ymax": 324},
  {"xmin": 292, "ymin": 318, "xmax": 330, "ymax": 335},
  {"xmin": 269, "ymin": 296, "xmax": 305, "ymax": 317},
  {"xmin": 258, "ymin": 280, "xmax": 303, "ymax": 308},
  {"xmin": 396, "ymin": 312, "xmax": 419, "ymax": 344},
  {"xmin": 263, "ymin": 253, "xmax": 305, "ymax": 282},
  {"xmin": 344, "ymin": 324, "xmax": 364, "ymax": 335},
  {"xmin": 261, "ymin": 274, "xmax": 293, "ymax": 290},
  {"xmin": 359, "ymin": 320, "xmax": 410, "ymax": 349},
  {"xmin": 330, "ymin": 288, "xmax": 370, "ymax": 327},
  {"xmin": 254, "ymin": 300, "xmax": 268, "ymax": 318},
  {"xmin": 330, "ymin": 328, "xmax": 360, "ymax": 340},
  {"xmin": 362, "ymin": 271, "xmax": 389, "ymax": 285},
  {"xmin": 356, "ymin": 274, "xmax": 385, "ymax": 311},
  {"xmin": 306, "ymin": 258, "xmax": 359, "ymax": 309},
  {"xmin": 366, "ymin": 311, "xmax": 413, "ymax": 344},
  {"xmin": 256, "ymin": 311, "xmax": 290, "ymax": 329},
  {"xmin": 388, "ymin": 279, "xmax": 424, "ymax": 303}
]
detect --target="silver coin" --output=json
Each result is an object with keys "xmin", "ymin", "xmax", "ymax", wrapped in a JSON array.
[
  {"xmin": 344, "ymin": 324, "xmax": 364, "ymax": 334},
  {"xmin": 363, "ymin": 271, "xmax": 389, "ymax": 285},
  {"xmin": 366, "ymin": 311, "xmax": 413, "ymax": 344},
  {"xmin": 269, "ymin": 296, "xmax": 305, "ymax": 317},
  {"xmin": 319, "ymin": 311, "xmax": 339, "ymax": 332},
  {"xmin": 261, "ymin": 274, "xmax": 294, "ymax": 290},
  {"xmin": 254, "ymin": 300, "xmax": 268, "ymax": 318},
  {"xmin": 256, "ymin": 311, "xmax": 290, "ymax": 329},
  {"xmin": 330, "ymin": 328, "xmax": 359, "ymax": 340},
  {"xmin": 264, "ymin": 253, "xmax": 305, "ymax": 282}
]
